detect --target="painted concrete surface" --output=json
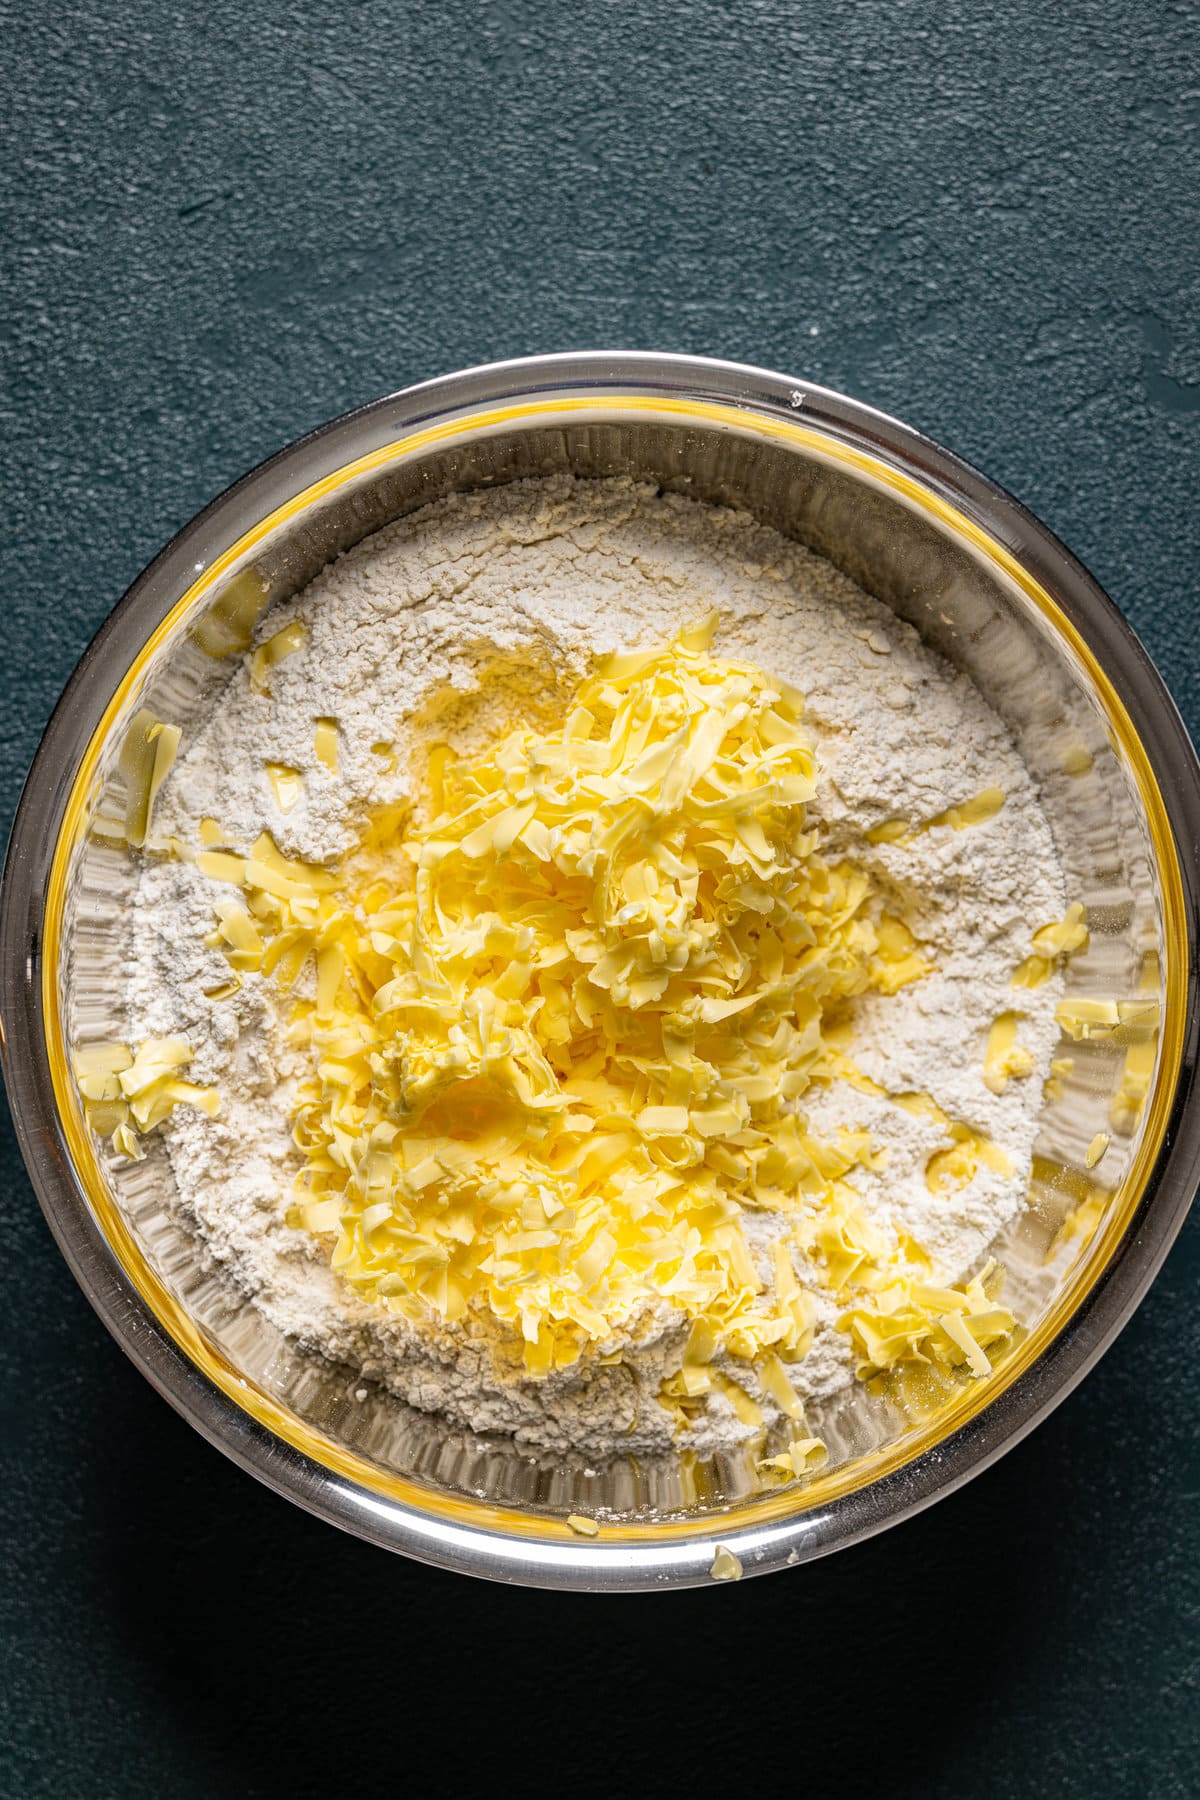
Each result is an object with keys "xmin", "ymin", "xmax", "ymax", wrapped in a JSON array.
[{"xmin": 1, "ymin": 4, "xmax": 1197, "ymax": 1794}]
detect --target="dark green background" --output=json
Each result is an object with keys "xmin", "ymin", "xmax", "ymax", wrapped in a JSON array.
[{"xmin": 2, "ymin": 3, "xmax": 1197, "ymax": 1795}]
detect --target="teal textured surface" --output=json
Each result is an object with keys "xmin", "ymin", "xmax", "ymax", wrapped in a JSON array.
[{"xmin": 1, "ymin": 2, "xmax": 1197, "ymax": 1794}]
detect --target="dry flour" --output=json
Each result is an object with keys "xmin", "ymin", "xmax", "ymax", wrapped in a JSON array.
[{"xmin": 127, "ymin": 476, "xmax": 1067, "ymax": 1454}]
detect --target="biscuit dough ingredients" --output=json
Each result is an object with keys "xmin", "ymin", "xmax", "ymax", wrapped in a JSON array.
[{"xmin": 110, "ymin": 477, "xmax": 1070, "ymax": 1456}]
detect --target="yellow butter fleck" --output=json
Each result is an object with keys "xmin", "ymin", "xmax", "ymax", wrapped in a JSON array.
[
  {"xmin": 203, "ymin": 976, "xmax": 242, "ymax": 1001},
  {"xmin": 712, "ymin": 1374, "xmax": 763, "ymax": 1429},
  {"xmin": 72, "ymin": 1041, "xmax": 133, "ymax": 1094},
  {"xmin": 74, "ymin": 1036, "xmax": 219, "ymax": 1155},
  {"xmin": 938, "ymin": 1308, "xmax": 992, "ymax": 1376},
  {"xmin": 119, "ymin": 710, "xmax": 182, "ymax": 848},
  {"xmin": 112, "ymin": 1123, "xmax": 144, "ymax": 1162},
  {"xmin": 787, "ymin": 1435, "xmax": 827, "ymax": 1475},
  {"xmin": 1116, "ymin": 998, "xmax": 1160, "ymax": 1038},
  {"xmin": 197, "ymin": 849, "xmax": 248, "ymax": 886},
  {"xmin": 867, "ymin": 817, "xmax": 913, "ymax": 846},
  {"xmin": 566, "ymin": 1514, "xmax": 599, "ymax": 1537},
  {"xmin": 266, "ymin": 763, "xmax": 303, "ymax": 813},
  {"xmin": 758, "ymin": 1436, "xmax": 828, "ymax": 1481},
  {"xmin": 983, "ymin": 1011, "xmax": 1033, "ymax": 1094},
  {"xmin": 84, "ymin": 1099, "xmax": 130, "ymax": 1136},
  {"xmin": 926, "ymin": 1126, "xmax": 1010, "ymax": 1195},
  {"xmin": 710, "ymin": 1545, "xmax": 743, "ymax": 1582},
  {"xmin": 757, "ymin": 1353, "xmax": 805, "ymax": 1420},
  {"xmin": 192, "ymin": 569, "xmax": 268, "ymax": 659},
  {"xmin": 868, "ymin": 786, "xmax": 1005, "ymax": 849},
  {"xmin": 249, "ymin": 619, "xmax": 306, "ymax": 690},
  {"xmin": 928, "ymin": 786, "xmax": 1006, "ymax": 832},
  {"xmin": 314, "ymin": 717, "xmax": 339, "ymax": 772},
  {"xmin": 1085, "ymin": 1132, "xmax": 1110, "ymax": 1169},
  {"xmin": 1112, "ymin": 1035, "xmax": 1156, "ymax": 1134},
  {"xmin": 299, "ymin": 1197, "xmax": 343, "ymax": 1235},
  {"xmin": 1044, "ymin": 1055, "xmax": 1074, "ymax": 1102},
  {"xmin": 210, "ymin": 900, "xmax": 264, "ymax": 969},
  {"xmin": 1047, "ymin": 1190, "xmax": 1106, "ymax": 1260},
  {"xmin": 117, "ymin": 1037, "xmax": 193, "ymax": 1096},
  {"xmin": 871, "ymin": 913, "xmax": 931, "ymax": 994},
  {"xmin": 1013, "ymin": 903, "xmax": 1089, "ymax": 988},
  {"xmin": 1055, "ymin": 997, "xmax": 1121, "ymax": 1040},
  {"xmin": 1032, "ymin": 903, "xmax": 1089, "ymax": 959}
]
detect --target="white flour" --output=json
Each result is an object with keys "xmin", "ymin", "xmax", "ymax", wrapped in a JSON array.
[{"xmin": 126, "ymin": 477, "xmax": 1067, "ymax": 1455}]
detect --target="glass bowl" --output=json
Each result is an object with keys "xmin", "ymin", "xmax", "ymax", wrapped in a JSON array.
[{"xmin": 3, "ymin": 352, "xmax": 1199, "ymax": 1590}]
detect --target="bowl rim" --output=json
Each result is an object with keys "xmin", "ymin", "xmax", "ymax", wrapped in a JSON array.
[{"xmin": 3, "ymin": 350, "xmax": 1199, "ymax": 1590}]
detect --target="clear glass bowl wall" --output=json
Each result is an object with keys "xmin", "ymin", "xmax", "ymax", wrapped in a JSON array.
[{"xmin": 56, "ymin": 410, "xmax": 1168, "ymax": 1522}]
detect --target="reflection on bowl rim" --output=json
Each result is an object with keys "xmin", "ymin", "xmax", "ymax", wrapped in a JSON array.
[{"xmin": 5, "ymin": 354, "xmax": 1199, "ymax": 1589}]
